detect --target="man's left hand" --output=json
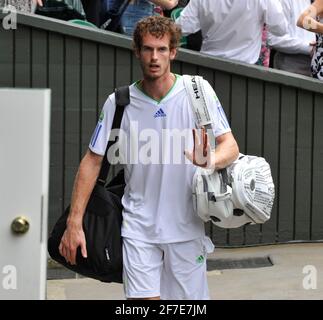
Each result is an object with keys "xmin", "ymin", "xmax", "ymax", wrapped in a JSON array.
[{"xmin": 184, "ymin": 128, "xmax": 215, "ymax": 169}]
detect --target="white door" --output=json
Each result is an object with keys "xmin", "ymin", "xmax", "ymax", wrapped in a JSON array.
[{"xmin": 0, "ymin": 89, "xmax": 51, "ymax": 300}]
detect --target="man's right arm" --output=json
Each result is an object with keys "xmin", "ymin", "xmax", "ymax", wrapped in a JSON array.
[{"xmin": 59, "ymin": 149, "xmax": 103, "ymax": 265}]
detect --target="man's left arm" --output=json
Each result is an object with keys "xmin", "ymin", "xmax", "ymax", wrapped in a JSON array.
[
  {"xmin": 213, "ymin": 132, "xmax": 239, "ymax": 170},
  {"xmin": 184, "ymin": 79, "xmax": 239, "ymax": 170},
  {"xmin": 184, "ymin": 129, "xmax": 239, "ymax": 170}
]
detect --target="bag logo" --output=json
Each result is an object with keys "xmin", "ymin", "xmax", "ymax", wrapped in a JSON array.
[{"xmin": 191, "ymin": 76, "xmax": 201, "ymax": 100}]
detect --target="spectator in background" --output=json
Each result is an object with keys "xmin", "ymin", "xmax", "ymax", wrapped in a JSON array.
[
  {"xmin": 15, "ymin": 0, "xmax": 101, "ymax": 27},
  {"xmin": 175, "ymin": 0, "xmax": 288, "ymax": 65},
  {"xmin": 166, "ymin": 0, "xmax": 203, "ymax": 52},
  {"xmin": 81, "ymin": 0, "xmax": 101, "ymax": 26},
  {"xmin": 34, "ymin": 0, "xmax": 86, "ymax": 23},
  {"xmin": 0, "ymin": 0, "xmax": 42, "ymax": 12},
  {"xmin": 163, "ymin": 0, "xmax": 189, "ymax": 17},
  {"xmin": 297, "ymin": 0, "xmax": 323, "ymax": 79},
  {"xmin": 268, "ymin": 0, "xmax": 316, "ymax": 77},
  {"xmin": 256, "ymin": 25, "xmax": 271, "ymax": 67},
  {"xmin": 120, "ymin": 0, "xmax": 178, "ymax": 36}
]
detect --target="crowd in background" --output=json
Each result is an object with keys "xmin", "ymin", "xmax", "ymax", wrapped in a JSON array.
[{"xmin": 1, "ymin": 0, "xmax": 322, "ymax": 80}]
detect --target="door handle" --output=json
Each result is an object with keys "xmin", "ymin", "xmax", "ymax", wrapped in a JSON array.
[{"xmin": 11, "ymin": 216, "xmax": 30, "ymax": 234}]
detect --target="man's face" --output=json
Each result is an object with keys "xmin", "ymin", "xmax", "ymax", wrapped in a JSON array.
[{"xmin": 135, "ymin": 33, "xmax": 177, "ymax": 80}]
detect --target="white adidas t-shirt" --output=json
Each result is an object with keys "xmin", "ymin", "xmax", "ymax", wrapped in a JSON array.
[{"xmin": 89, "ymin": 75, "xmax": 231, "ymax": 243}]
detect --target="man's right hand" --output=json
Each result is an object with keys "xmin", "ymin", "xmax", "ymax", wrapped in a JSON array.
[
  {"xmin": 58, "ymin": 150, "xmax": 102, "ymax": 265},
  {"xmin": 59, "ymin": 221, "xmax": 88, "ymax": 265}
]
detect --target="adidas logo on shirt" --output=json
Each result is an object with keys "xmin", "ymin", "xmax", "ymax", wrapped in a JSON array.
[{"xmin": 154, "ymin": 108, "xmax": 166, "ymax": 118}]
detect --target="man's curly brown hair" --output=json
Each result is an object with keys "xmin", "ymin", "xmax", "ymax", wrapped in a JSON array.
[{"xmin": 133, "ymin": 16, "xmax": 182, "ymax": 51}]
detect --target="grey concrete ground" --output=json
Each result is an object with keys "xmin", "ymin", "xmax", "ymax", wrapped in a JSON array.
[{"xmin": 47, "ymin": 243, "xmax": 323, "ymax": 300}]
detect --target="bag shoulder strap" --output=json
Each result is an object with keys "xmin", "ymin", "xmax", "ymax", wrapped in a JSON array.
[
  {"xmin": 183, "ymin": 74, "xmax": 215, "ymax": 147},
  {"xmin": 97, "ymin": 85, "xmax": 130, "ymax": 185},
  {"xmin": 183, "ymin": 74, "xmax": 229, "ymax": 188}
]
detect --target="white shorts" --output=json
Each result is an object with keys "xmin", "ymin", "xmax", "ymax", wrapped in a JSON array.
[{"xmin": 122, "ymin": 236, "xmax": 214, "ymax": 300}]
